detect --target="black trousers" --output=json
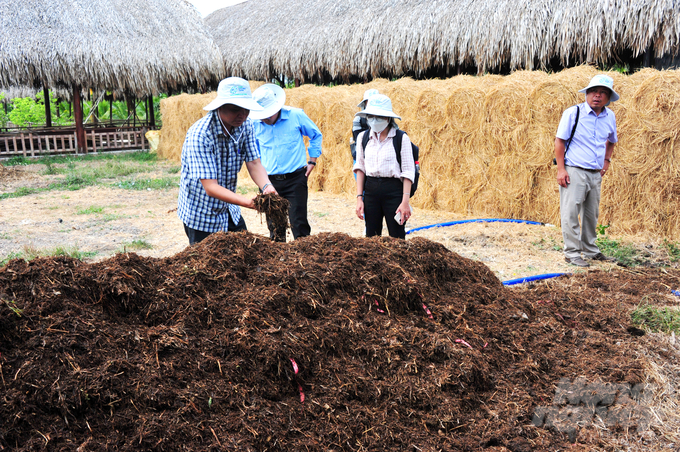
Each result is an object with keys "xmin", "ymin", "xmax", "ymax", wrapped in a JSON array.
[
  {"xmin": 183, "ymin": 214, "xmax": 247, "ymax": 245},
  {"xmin": 364, "ymin": 176, "xmax": 405, "ymax": 239},
  {"xmin": 269, "ymin": 168, "xmax": 310, "ymax": 242}
]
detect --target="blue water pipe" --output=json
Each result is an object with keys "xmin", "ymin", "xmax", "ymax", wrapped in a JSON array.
[
  {"xmin": 406, "ymin": 218, "xmax": 552, "ymax": 235},
  {"xmin": 502, "ymin": 273, "xmax": 568, "ymax": 286}
]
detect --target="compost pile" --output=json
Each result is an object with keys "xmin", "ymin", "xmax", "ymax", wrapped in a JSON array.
[{"xmin": 1, "ymin": 232, "xmax": 678, "ymax": 451}]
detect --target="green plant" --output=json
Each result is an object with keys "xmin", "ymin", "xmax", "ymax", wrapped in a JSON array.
[
  {"xmin": 596, "ymin": 224, "xmax": 610, "ymax": 236},
  {"xmin": 0, "ymin": 93, "xmax": 8, "ymax": 127},
  {"xmin": 663, "ymin": 239, "xmax": 680, "ymax": 262},
  {"xmin": 1, "ymin": 244, "xmax": 97, "ymax": 264},
  {"xmin": 118, "ymin": 240, "xmax": 153, "ymax": 253},
  {"xmin": 631, "ymin": 302, "xmax": 680, "ymax": 334},
  {"xmin": 595, "ymin": 236, "xmax": 638, "ymax": 266},
  {"xmin": 113, "ymin": 177, "xmax": 179, "ymax": 190},
  {"xmin": 3, "ymin": 298, "xmax": 23, "ymax": 317},
  {"xmin": 76, "ymin": 206, "xmax": 105, "ymax": 215}
]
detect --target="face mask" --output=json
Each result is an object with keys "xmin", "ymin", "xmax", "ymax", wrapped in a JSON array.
[{"xmin": 367, "ymin": 117, "xmax": 389, "ymax": 133}]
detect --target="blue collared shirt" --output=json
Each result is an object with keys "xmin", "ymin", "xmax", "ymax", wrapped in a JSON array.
[
  {"xmin": 253, "ymin": 107, "xmax": 322, "ymax": 175},
  {"xmin": 177, "ymin": 111, "xmax": 260, "ymax": 232},
  {"xmin": 556, "ymin": 102, "xmax": 617, "ymax": 170}
]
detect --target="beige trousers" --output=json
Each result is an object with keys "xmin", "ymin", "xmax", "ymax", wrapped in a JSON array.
[{"xmin": 559, "ymin": 166, "xmax": 602, "ymax": 259}]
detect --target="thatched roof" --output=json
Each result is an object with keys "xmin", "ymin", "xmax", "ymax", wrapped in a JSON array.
[
  {"xmin": 0, "ymin": 0, "xmax": 225, "ymax": 96},
  {"xmin": 205, "ymin": 0, "xmax": 680, "ymax": 81}
]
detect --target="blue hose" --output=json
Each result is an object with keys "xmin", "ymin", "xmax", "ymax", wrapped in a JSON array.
[
  {"xmin": 502, "ymin": 273, "xmax": 568, "ymax": 286},
  {"xmin": 406, "ymin": 218, "xmax": 548, "ymax": 235}
]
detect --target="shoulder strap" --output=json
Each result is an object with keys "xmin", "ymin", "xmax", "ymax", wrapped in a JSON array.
[
  {"xmin": 565, "ymin": 105, "xmax": 580, "ymax": 156},
  {"xmin": 361, "ymin": 129, "xmax": 370, "ymax": 151},
  {"xmin": 393, "ymin": 130, "xmax": 404, "ymax": 168}
]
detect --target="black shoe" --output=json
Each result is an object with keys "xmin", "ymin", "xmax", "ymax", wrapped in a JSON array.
[
  {"xmin": 590, "ymin": 253, "xmax": 616, "ymax": 262},
  {"xmin": 565, "ymin": 257, "xmax": 590, "ymax": 267}
]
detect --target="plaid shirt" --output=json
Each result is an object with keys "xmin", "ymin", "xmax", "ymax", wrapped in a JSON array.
[{"xmin": 177, "ymin": 111, "xmax": 260, "ymax": 232}]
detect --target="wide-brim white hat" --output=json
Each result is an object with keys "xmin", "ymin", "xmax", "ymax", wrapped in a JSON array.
[
  {"xmin": 203, "ymin": 77, "xmax": 264, "ymax": 112},
  {"xmin": 357, "ymin": 88, "xmax": 379, "ymax": 107},
  {"xmin": 355, "ymin": 94, "xmax": 401, "ymax": 120},
  {"xmin": 249, "ymin": 84, "xmax": 286, "ymax": 120},
  {"xmin": 578, "ymin": 74, "xmax": 620, "ymax": 104}
]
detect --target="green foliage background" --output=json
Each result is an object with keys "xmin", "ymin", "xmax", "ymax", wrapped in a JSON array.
[{"xmin": 2, "ymin": 91, "xmax": 166, "ymax": 129}]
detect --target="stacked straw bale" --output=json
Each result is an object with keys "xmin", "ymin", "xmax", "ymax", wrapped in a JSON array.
[{"xmin": 159, "ymin": 67, "xmax": 680, "ymax": 239}]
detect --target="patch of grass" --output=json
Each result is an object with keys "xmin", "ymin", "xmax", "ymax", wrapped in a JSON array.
[
  {"xmin": 631, "ymin": 302, "xmax": 680, "ymax": 334},
  {"xmin": 314, "ymin": 212, "xmax": 330, "ymax": 218},
  {"xmin": 236, "ymin": 185, "xmax": 260, "ymax": 195},
  {"xmin": 166, "ymin": 166, "xmax": 181, "ymax": 174},
  {"xmin": 0, "ymin": 233, "xmax": 11, "ymax": 240},
  {"xmin": 113, "ymin": 177, "xmax": 179, "ymax": 190},
  {"xmin": 118, "ymin": 240, "xmax": 153, "ymax": 253},
  {"xmin": 76, "ymin": 206, "xmax": 105, "ymax": 215},
  {"xmin": 2, "ymin": 151, "xmax": 175, "ymax": 198},
  {"xmin": 531, "ymin": 237, "xmax": 562, "ymax": 251},
  {"xmin": 101, "ymin": 213, "xmax": 128, "ymax": 222},
  {"xmin": 0, "ymin": 251, "xmax": 23, "ymax": 266},
  {"xmin": 663, "ymin": 239, "xmax": 680, "ymax": 262},
  {"xmin": 1, "ymin": 244, "xmax": 97, "ymax": 265},
  {"xmin": 595, "ymin": 236, "xmax": 639, "ymax": 266}
]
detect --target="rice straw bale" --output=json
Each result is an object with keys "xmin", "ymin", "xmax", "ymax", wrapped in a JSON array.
[{"xmin": 160, "ymin": 68, "xmax": 680, "ymax": 239}]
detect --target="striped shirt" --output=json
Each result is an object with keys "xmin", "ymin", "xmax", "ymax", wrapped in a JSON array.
[
  {"xmin": 177, "ymin": 111, "xmax": 260, "ymax": 232},
  {"xmin": 353, "ymin": 127, "xmax": 415, "ymax": 182}
]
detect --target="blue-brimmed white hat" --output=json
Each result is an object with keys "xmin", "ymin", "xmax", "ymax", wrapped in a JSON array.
[
  {"xmin": 249, "ymin": 84, "xmax": 286, "ymax": 120},
  {"xmin": 355, "ymin": 94, "xmax": 401, "ymax": 120},
  {"xmin": 578, "ymin": 75, "xmax": 620, "ymax": 105},
  {"xmin": 203, "ymin": 77, "xmax": 264, "ymax": 112}
]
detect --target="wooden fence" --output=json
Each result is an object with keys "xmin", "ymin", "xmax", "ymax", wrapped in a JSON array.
[{"xmin": 0, "ymin": 126, "xmax": 149, "ymax": 158}]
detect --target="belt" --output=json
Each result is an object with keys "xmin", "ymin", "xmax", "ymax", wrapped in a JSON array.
[
  {"xmin": 567, "ymin": 165, "xmax": 601, "ymax": 173},
  {"xmin": 271, "ymin": 166, "xmax": 306, "ymax": 180}
]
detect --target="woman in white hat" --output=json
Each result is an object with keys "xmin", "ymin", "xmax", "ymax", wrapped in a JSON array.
[{"xmin": 353, "ymin": 94, "xmax": 415, "ymax": 239}]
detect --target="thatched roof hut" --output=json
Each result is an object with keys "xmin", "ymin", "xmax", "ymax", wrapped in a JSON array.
[
  {"xmin": 0, "ymin": 0, "xmax": 225, "ymax": 96},
  {"xmin": 205, "ymin": 0, "xmax": 680, "ymax": 82}
]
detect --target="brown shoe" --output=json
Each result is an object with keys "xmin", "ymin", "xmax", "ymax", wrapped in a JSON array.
[
  {"xmin": 565, "ymin": 256, "xmax": 590, "ymax": 267},
  {"xmin": 589, "ymin": 253, "xmax": 616, "ymax": 262}
]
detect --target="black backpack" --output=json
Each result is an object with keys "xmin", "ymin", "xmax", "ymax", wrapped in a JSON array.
[{"xmin": 361, "ymin": 129, "xmax": 420, "ymax": 197}]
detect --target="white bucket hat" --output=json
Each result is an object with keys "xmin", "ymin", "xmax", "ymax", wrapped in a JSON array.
[
  {"xmin": 203, "ymin": 77, "xmax": 264, "ymax": 112},
  {"xmin": 357, "ymin": 88, "xmax": 379, "ymax": 108},
  {"xmin": 355, "ymin": 94, "xmax": 401, "ymax": 120},
  {"xmin": 249, "ymin": 84, "xmax": 286, "ymax": 120},
  {"xmin": 578, "ymin": 74, "xmax": 620, "ymax": 105}
]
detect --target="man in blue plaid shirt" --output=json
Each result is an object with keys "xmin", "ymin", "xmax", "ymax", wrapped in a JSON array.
[{"xmin": 178, "ymin": 77, "xmax": 277, "ymax": 245}]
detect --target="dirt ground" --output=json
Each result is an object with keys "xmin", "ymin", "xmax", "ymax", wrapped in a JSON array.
[
  {"xmin": 1, "ymin": 161, "xmax": 668, "ymax": 281},
  {"xmin": 1, "ymin": 162, "xmax": 680, "ymax": 451}
]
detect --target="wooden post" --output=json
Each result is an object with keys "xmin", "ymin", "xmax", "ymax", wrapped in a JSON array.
[
  {"xmin": 147, "ymin": 96, "xmax": 155, "ymax": 129},
  {"xmin": 294, "ymin": 78, "xmax": 300, "ymax": 88},
  {"xmin": 73, "ymin": 84, "xmax": 86, "ymax": 154},
  {"xmin": 43, "ymin": 87, "xmax": 52, "ymax": 128}
]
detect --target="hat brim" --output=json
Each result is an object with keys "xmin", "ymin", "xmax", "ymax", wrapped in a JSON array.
[
  {"xmin": 355, "ymin": 107, "xmax": 401, "ymax": 120},
  {"xmin": 248, "ymin": 84, "xmax": 286, "ymax": 120},
  {"xmin": 357, "ymin": 99, "xmax": 368, "ymax": 108},
  {"xmin": 578, "ymin": 86, "xmax": 620, "ymax": 103},
  {"xmin": 203, "ymin": 97, "xmax": 264, "ymax": 112}
]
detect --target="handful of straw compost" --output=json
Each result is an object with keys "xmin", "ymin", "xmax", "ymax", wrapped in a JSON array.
[{"xmin": 253, "ymin": 193, "xmax": 290, "ymax": 240}]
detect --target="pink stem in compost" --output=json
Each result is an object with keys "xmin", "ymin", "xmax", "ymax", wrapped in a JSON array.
[{"xmin": 455, "ymin": 339, "xmax": 473, "ymax": 349}]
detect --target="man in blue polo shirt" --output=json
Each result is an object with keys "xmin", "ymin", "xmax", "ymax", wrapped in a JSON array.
[
  {"xmin": 555, "ymin": 74, "xmax": 619, "ymax": 267},
  {"xmin": 178, "ymin": 77, "xmax": 277, "ymax": 245},
  {"xmin": 251, "ymin": 84, "xmax": 322, "ymax": 242}
]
